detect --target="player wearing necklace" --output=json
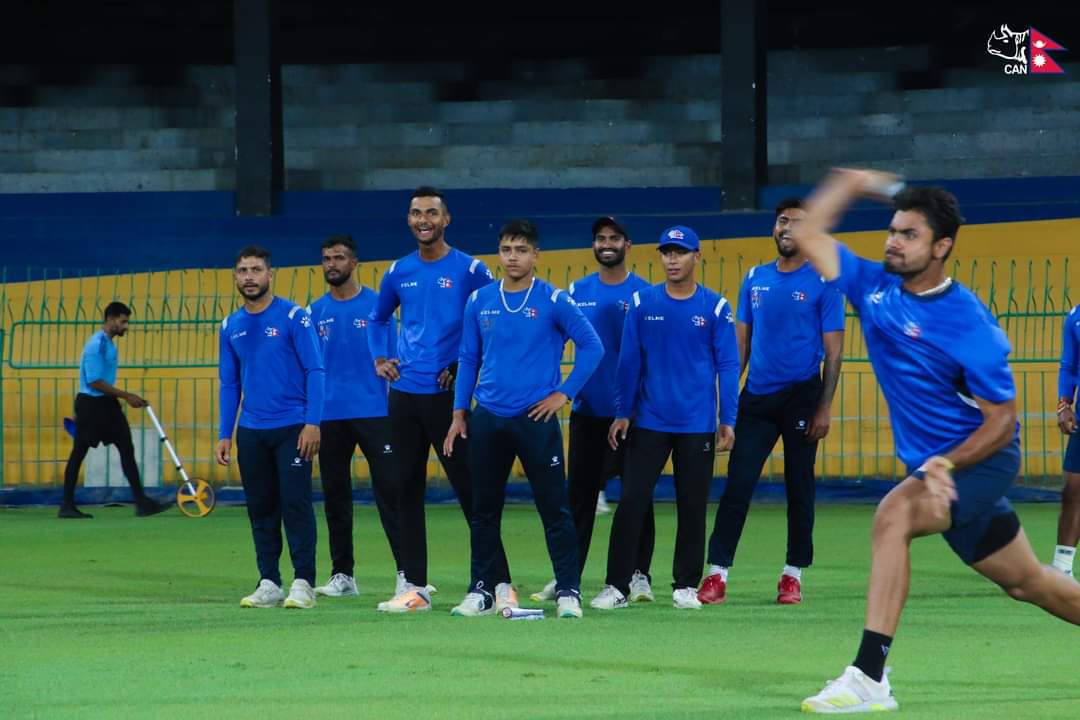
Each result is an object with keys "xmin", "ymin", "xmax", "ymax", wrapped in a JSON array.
[{"xmin": 444, "ymin": 219, "xmax": 603, "ymax": 618}]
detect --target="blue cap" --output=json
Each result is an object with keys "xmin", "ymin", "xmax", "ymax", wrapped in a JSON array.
[{"xmin": 658, "ymin": 225, "xmax": 700, "ymax": 251}]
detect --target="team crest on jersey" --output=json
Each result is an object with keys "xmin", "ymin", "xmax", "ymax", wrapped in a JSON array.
[
  {"xmin": 317, "ymin": 324, "xmax": 330, "ymax": 338},
  {"xmin": 903, "ymin": 321, "xmax": 922, "ymax": 339},
  {"xmin": 264, "ymin": 326, "xmax": 280, "ymax": 337},
  {"xmin": 524, "ymin": 307, "xmax": 538, "ymax": 318},
  {"xmin": 691, "ymin": 315, "xmax": 707, "ymax": 327},
  {"xmin": 791, "ymin": 291, "xmax": 807, "ymax": 302},
  {"xmin": 481, "ymin": 317, "xmax": 493, "ymax": 330},
  {"xmin": 617, "ymin": 299, "xmax": 630, "ymax": 312},
  {"xmin": 353, "ymin": 318, "xmax": 367, "ymax": 329},
  {"xmin": 437, "ymin": 276, "xmax": 454, "ymax": 289}
]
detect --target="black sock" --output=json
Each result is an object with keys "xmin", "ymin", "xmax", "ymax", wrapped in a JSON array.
[{"xmin": 853, "ymin": 629, "xmax": 892, "ymax": 682}]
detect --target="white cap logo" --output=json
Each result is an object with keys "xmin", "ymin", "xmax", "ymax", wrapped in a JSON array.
[{"xmin": 668, "ymin": 229, "xmax": 685, "ymax": 240}]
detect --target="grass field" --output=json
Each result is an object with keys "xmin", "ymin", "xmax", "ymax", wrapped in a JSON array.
[{"xmin": 2, "ymin": 501, "xmax": 1078, "ymax": 719}]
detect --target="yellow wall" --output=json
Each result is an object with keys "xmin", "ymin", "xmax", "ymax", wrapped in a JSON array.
[{"xmin": 3, "ymin": 217, "xmax": 1076, "ymax": 487}]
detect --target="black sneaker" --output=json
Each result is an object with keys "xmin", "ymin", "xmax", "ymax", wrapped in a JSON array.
[
  {"xmin": 135, "ymin": 499, "xmax": 173, "ymax": 517},
  {"xmin": 58, "ymin": 505, "xmax": 93, "ymax": 519}
]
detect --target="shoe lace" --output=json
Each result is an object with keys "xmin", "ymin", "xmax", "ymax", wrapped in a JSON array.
[
  {"xmin": 819, "ymin": 669, "xmax": 860, "ymax": 696},
  {"xmin": 330, "ymin": 573, "xmax": 350, "ymax": 587}
]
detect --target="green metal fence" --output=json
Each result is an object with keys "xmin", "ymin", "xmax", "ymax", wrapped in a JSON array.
[{"xmin": 0, "ymin": 258, "xmax": 1074, "ymax": 490}]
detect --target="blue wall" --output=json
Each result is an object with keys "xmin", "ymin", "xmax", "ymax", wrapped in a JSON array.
[{"xmin": 0, "ymin": 178, "xmax": 1077, "ymax": 272}]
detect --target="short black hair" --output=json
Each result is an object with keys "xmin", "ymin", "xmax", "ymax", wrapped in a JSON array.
[
  {"xmin": 774, "ymin": 197, "xmax": 805, "ymax": 217},
  {"xmin": 235, "ymin": 244, "xmax": 271, "ymax": 267},
  {"xmin": 410, "ymin": 186, "xmax": 448, "ymax": 212},
  {"xmin": 499, "ymin": 219, "xmax": 540, "ymax": 248},
  {"xmin": 321, "ymin": 234, "xmax": 357, "ymax": 257},
  {"xmin": 104, "ymin": 301, "xmax": 131, "ymax": 321},
  {"xmin": 894, "ymin": 186, "xmax": 964, "ymax": 250}
]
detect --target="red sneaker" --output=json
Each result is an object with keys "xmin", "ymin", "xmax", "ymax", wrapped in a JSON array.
[
  {"xmin": 697, "ymin": 573, "xmax": 727, "ymax": 604},
  {"xmin": 777, "ymin": 574, "xmax": 802, "ymax": 604}
]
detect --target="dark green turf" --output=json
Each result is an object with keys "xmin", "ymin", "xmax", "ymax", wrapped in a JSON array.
[{"xmin": 2, "ymin": 503, "xmax": 1077, "ymax": 719}]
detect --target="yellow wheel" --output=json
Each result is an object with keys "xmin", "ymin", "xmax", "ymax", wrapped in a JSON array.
[{"xmin": 176, "ymin": 479, "xmax": 216, "ymax": 517}]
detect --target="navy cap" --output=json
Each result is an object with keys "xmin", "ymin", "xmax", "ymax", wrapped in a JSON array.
[
  {"xmin": 591, "ymin": 216, "xmax": 629, "ymax": 240},
  {"xmin": 658, "ymin": 225, "xmax": 700, "ymax": 251}
]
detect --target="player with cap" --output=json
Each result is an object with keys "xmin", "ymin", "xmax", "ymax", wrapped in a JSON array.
[
  {"xmin": 531, "ymin": 216, "xmax": 654, "ymax": 603},
  {"xmin": 593, "ymin": 225, "xmax": 740, "ymax": 611}
]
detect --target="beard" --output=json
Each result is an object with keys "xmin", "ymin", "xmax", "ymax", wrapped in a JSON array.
[
  {"xmin": 413, "ymin": 225, "xmax": 444, "ymax": 245},
  {"xmin": 882, "ymin": 256, "xmax": 929, "ymax": 278},
  {"xmin": 324, "ymin": 270, "xmax": 350, "ymax": 287},
  {"xmin": 594, "ymin": 247, "xmax": 626, "ymax": 268},
  {"xmin": 774, "ymin": 235, "xmax": 797, "ymax": 258},
  {"xmin": 239, "ymin": 283, "xmax": 269, "ymax": 302}
]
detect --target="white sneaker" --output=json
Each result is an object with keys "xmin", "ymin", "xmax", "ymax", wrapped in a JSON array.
[
  {"xmin": 377, "ymin": 586, "xmax": 431, "ymax": 613},
  {"xmin": 240, "ymin": 579, "xmax": 285, "ymax": 608},
  {"xmin": 396, "ymin": 571, "xmax": 438, "ymax": 597},
  {"xmin": 283, "ymin": 579, "xmax": 317, "ymax": 609},
  {"xmin": 530, "ymin": 579, "xmax": 557, "ymax": 602},
  {"xmin": 672, "ymin": 587, "xmax": 702, "ymax": 610},
  {"xmin": 450, "ymin": 592, "xmax": 494, "ymax": 617},
  {"xmin": 802, "ymin": 665, "xmax": 898, "ymax": 713},
  {"xmin": 557, "ymin": 593, "xmax": 583, "ymax": 619},
  {"xmin": 315, "ymin": 573, "xmax": 359, "ymax": 597},
  {"xmin": 495, "ymin": 582, "xmax": 519, "ymax": 612},
  {"xmin": 590, "ymin": 585, "xmax": 628, "ymax": 610},
  {"xmin": 595, "ymin": 491, "xmax": 611, "ymax": 515},
  {"xmin": 628, "ymin": 570, "xmax": 654, "ymax": 602}
]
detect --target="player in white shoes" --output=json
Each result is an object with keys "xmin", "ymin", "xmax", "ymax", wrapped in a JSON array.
[
  {"xmin": 445, "ymin": 220, "xmax": 602, "ymax": 619},
  {"xmin": 795, "ymin": 170, "xmax": 1080, "ymax": 713},
  {"xmin": 802, "ymin": 666, "xmax": 898, "ymax": 714}
]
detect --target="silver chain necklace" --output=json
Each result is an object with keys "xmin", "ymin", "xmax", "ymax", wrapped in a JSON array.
[
  {"xmin": 500, "ymin": 277, "xmax": 536, "ymax": 313},
  {"xmin": 916, "ymin": 277, "xmax": 953, "ymax": 297}
]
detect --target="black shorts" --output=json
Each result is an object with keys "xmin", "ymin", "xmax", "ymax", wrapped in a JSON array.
[
  {"xmin": 912, "ymin": 439, "xmax": 1021, "ymax": 564},
  {"xmin": 73, "ymin": 393, "xmax": 131, "ymax": 447}
]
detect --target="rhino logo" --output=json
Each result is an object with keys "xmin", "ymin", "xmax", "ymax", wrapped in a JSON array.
[{"xmin": 987, "ymin": 24, "xmax": 1029, "ymax": 64}]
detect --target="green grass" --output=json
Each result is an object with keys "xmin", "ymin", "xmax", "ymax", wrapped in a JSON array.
[{"xmin": 2, "ymin": 502, "xmax": 1078, "ymax": 719}]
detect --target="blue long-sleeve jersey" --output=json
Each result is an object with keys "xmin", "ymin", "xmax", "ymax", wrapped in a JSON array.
[
  {"xmin": 835, "ymin": 243, "xmax": 1018, "ymax": 468},
  {"xmin": 367, "ymin": 248, "xmax": 493, "ymax": 394},
  {"xmin": 1060, "ymin": 305, "xmax": 1080, "ymax": 402},
  {"xmin": 615, "ymin": 283, "xmax": 740, "ymax": 434},
  {"xmin": 568, "ymin": 271, "xmax": 651, "ymax": 417},
  {"xmin": 454, "ymin": 278, "xmax": 604, "ymax": 418},
  {"xmin": 309, "ymin": 288, "xmax": 395, "ymax": 421},
  {"xmin": 219, "ymin": 297, "xmax": 325, "ymax": 439}
]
